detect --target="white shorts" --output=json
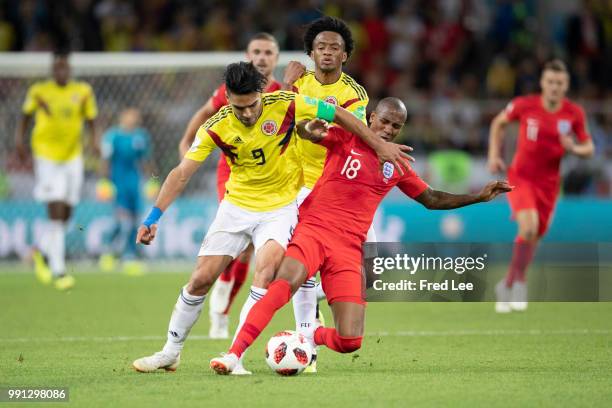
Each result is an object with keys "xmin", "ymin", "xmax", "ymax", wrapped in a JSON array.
[
  {"xmin": 296, "ymin": 186, "xmax": 312, "ymax": 207},
  {"xmin": 33, "ymin": 156, "xmax": 83, "ymax": 206},
  {"xmin": 199, "ymin": 200, "xmax": 298, "ymax": 258},
  {"xmin": 297, "ymin": 185, "xmax": 378, "ymax": 242}
]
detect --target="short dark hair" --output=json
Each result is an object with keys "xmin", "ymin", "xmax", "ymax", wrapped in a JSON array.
[
  {"xmin": 248, "ymin": 32, "xmax": 279, "ymax": 48},
  {"xmin": 375, "ymin": 97, "xmax": 407, "ymax": 116},
  {"xmin": 303, "ymin": 16, "xmax": 354, "ymax": 59},
  {"xmin": 224, "ymin": 62, "xmax": 267, "ymax": 95},
  {"xmin": 53, "ymin": 48, "xmax": 70, "ymax": 60},
  {"xmin": 51, "ymin": 51, "xmax": 70, "ymax": 61},
  {"xmin": 543, "ymin": 59, "xmax": 568, "ymax": 74}
]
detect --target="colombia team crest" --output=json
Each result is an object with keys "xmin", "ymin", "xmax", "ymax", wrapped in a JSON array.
[
  {"xmin": 261, "ymin": 120, "xmax": 278, "ymax": 135},
  {"xmin": 382, "ymin": 161, "xmax": 394, "ymax": 183},
  {"xmin": 324, "ymin": 96, "xmax": 338, "ymax": 105},
  {"xmin": 557, "ymin": 119, "xmax": 571, "ymax": 136}
]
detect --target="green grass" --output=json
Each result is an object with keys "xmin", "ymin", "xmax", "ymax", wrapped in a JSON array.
[{"xmin": 1, "ymin": 270, "xmax": 611, "ymax": 407}]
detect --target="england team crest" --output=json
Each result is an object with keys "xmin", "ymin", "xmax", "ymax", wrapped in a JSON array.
[
  {"xmin": 261, "ymin": 120, "xmax": 278, "ymax": 136},
  {"xmin": 557, "ymin": 120, "xmax": 571, "ymax": 136},
  {"xmin": 382, "ymin": 161, "xmax": 394, "ymax": 182},
  {"xmin": 324, "ymin": 96, "xmax": 338, "ymax": 105}
]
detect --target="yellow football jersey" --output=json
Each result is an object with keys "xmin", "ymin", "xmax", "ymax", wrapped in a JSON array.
[
  {"xmin": 293, "ymin": 70, "xmax": 369, "ymax": 188},
  {"xmin": 185, "ymin": 91, "xmax": 336, "ymax": 212},
  {"xmin": 22, "ymin": 80, "xmax": 98, "ymax": 162}
]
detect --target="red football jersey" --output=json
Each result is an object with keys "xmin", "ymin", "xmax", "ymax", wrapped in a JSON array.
[
  {"xmin": 211, "ymin": 81, "xmax": 283, "ymax": 111},
  {"xmin": 505, "ymin": 95, "xmax": 590, "ymax": 185},
  {"xmin": 298, "ymin": 127, "xmax": 429, "ymax": 240}
]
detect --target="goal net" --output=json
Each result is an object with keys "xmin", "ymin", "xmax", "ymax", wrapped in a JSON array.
[{"xmin": 0, "ymin": 52, "xmax": 310, "ymax": 263}]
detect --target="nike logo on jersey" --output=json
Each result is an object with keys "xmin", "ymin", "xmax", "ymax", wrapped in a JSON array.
[{"xmin": 350, "ymin": 149, "xmax": 362, "ymax": 156}]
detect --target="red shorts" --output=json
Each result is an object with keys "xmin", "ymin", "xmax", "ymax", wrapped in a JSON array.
[
  {"xmin": 507, "ymin": 169, "xmax": 559, "ymax": 237},
  {"xmin": 285, "ymin": 223, "xmax": 366, "ymax": 305},
  {"xmin": 216, "ymin": 154, "xmax": 231, "ymax": 202}
]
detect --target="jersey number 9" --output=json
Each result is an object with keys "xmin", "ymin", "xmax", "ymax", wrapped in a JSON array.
[{"xmin": 251, "ymin": 148, "xmax": 266, "ymax": 165}]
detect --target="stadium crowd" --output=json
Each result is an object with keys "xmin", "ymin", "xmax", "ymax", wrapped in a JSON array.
[{"xmin": 0, "ymin": 0, "xmax": 611, "ymax": 195}]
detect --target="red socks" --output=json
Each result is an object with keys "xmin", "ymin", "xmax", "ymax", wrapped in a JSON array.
[
  {"xmin": 229, "ymin": 279, "xmax": 292, "ymax": 357},
  {"xmin": 218, "ymin": 260, "xmax": 234, "ymax": 283},
  {"xmin": 227, "ymin": 280, "xmax": 364, "ymax": 357},
  {"xmin": 506, "ymin": 237, "xmax": 537, "ymax": 287},
  {"xmin": 314, "ymin": 327, "xmax": 362, "ymax": 353},
  {"xmin": 223, "ymin": 259, "xmax": 249, "ymax": 314}
]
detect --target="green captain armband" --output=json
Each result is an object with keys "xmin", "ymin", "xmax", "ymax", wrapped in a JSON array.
[{"xmin": 316, "ymin": 99, "xmax": 336, "ymax": 122}]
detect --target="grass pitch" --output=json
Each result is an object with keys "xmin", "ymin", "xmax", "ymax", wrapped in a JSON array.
[{"xmin": 1, "ymin": 268, "xmax": 611, "ymax": 407}]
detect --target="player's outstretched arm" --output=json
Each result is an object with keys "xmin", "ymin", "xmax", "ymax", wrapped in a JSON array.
[
  {"xmin": 14, "ymin": 114, "xmax": 32, "ymax": 160},
  {"xmin": 87, "ymin": 119, "xmax": 101, "ymax": 157},
  {"xmin": 136, "ymin": 158, "xmax": 201, "ymax": 245},
  {"xmin": 415, "ymin": 181, "xmax": 513, "ymax": 210},
  {"xmin": 178, "ymin": 99, "xmax": 217, "ymax": 158},
  {"xmin": 333, "ymin": 106, "xmax": 415, "ymax": 176},
  {"xmin": 560, "ymin": 136, "xmax": 595, "ymax": 158},
  {"xmin": 488, "ymin": 111, "xmax": 510, "ymax": 174}
]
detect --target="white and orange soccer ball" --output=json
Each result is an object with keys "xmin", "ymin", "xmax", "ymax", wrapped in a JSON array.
[
  {"xmin": 95, "ymin": 178, "xmax": 115, "ymax": 202},
  {"xmin": 265, "ymin": 330, "xmax": 313, "ymax": 376}
]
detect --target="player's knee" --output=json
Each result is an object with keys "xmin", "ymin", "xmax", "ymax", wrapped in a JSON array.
[
  {"xmin": 56, "ymin": 203, "xmax": 71, "ymax": 221},
  {"xmin": 519, "ymin": 227, "xmax": 538, "ymax": 242},
  {"xmin": 337, "ymin": 335, "xmax": 363, "ymax": 353},
  {"xmin": 252, "ymin": 267, "xmax": 275, "ymax": 288},
  {"xmin": 276, "ymin": 259, "xmax": 308, "ymax": 294},
  {"xmin": 518, "ymin": 221, "xmax": 538, "ymax": 242},
  {"xmin": 518, "ymin": 213, "xmax": 539, "ymax": 242},
  {"xmin": 188, "ymin": 271, "xmax": 217, "ymax": 295}
]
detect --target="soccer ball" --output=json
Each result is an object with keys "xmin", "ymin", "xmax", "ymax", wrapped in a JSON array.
[
  {"xmin": 95, "ymin": 178, "xmax": 115, "ymax": 202},
  {"xmin": 144, "ymin": 177, "xmax": 160, "ymax": 201},
  {"xmin": 265, "ymin": 330, "xmax": 313, "ymax": 376}
]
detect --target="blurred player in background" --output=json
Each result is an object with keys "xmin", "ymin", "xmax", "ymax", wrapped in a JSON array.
[
  {"xmin": 132, "ymin": 62, "xmax": 412, "ymax": 375},
  {"xmin": 210, "ymin": 98, "xmax": 512, "ymax": 374},
  {"xmin": 488, "ymin": 59, "xmax": 594, "ymax": 313},
  {"xmin": 281, "ymin": 16, "xmax": 370, "ymax": 372},
  {"xmin": 99, "ymin": 108, "xmax": 153, "ymax": 274},
  {"xmin": 178, "ymin": 32, "xmax": 282, "ymax": 339},
  {"xmin": 14, "ymin": 50, "xmax": 98, "ymax": 290}
]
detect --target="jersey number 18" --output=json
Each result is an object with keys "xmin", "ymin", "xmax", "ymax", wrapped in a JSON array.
[{"xmin": 341, "ymin": 155, "xmax": 361, "ymax": 179}]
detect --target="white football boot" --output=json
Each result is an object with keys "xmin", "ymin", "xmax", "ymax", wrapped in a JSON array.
[
  {"xmin": 210, "ymin": 353, "xmax": 239, "ymax": 375},
  {"xmin": 230, "ymin": 360, "xmax": 252, "ymax": 376},
  {"xmin": 495, "ymin": 280, "xmax": 512, "ymax": 313},
  {"xmin": 510, "ymin": 281, "xmax": 528, "ymax": 311},
  {"xmin": 132, "ymin": 351, "xmax": 180, "ymax": 373}
]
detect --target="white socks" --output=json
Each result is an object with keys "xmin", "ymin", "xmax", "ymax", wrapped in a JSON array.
[
  {"xmin": 209, "ymin": 279, "xmax": 233, "ymax": 316},
  {"xmin": 293, "ymin": 278, "xmax": 317, "ymax": 343},
  {"xmin": 232, "ymin": 285, "xmax": 267, "ymax": 364},
  {"xmin": 163, "ymin": 285, "xmax": 205, "ymax": 356},
  {"xmin": 315, "ymin": 282, "xmax": 326, "ymax": 302},
  {"xmin": 46, "ymin": 220, "xmax": 66, "ymax": 277}
]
